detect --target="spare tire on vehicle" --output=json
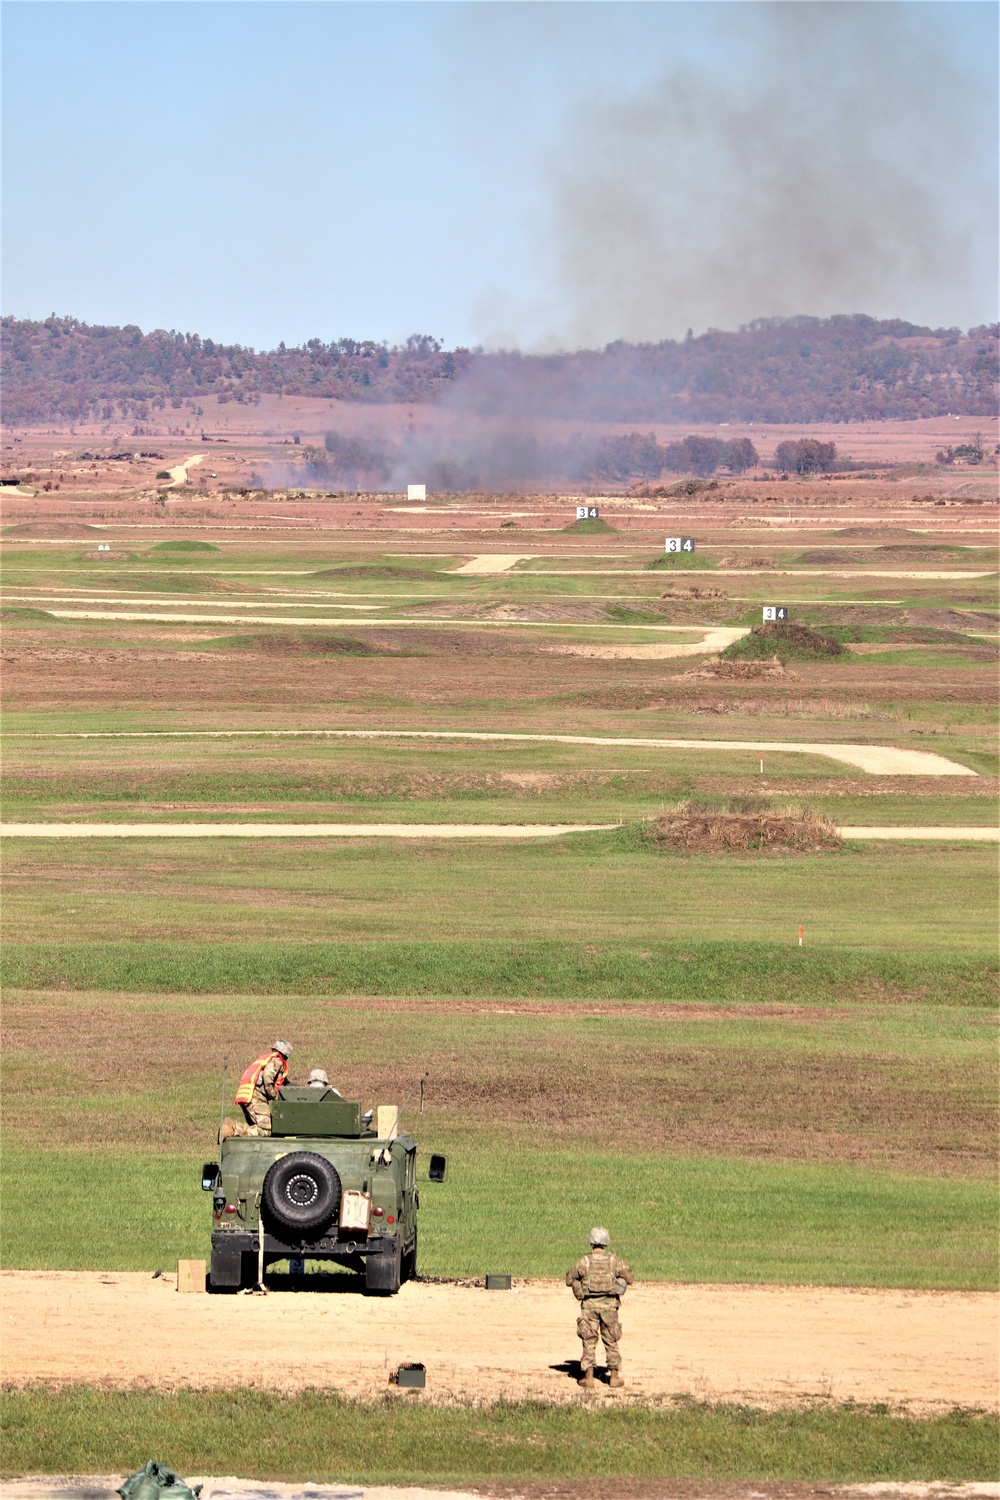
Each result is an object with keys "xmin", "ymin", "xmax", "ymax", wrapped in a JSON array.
[{"xmin": 262, "ymin": 1152, "xmax": 341, "ymax": 1237}]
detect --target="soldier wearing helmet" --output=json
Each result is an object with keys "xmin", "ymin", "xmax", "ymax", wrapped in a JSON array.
[
  {"xmin": 565, "ymin": 1227, "xmax": 634, "ymax": 1390},
  {"xmin": 306, "ymin": 1068, "xmax": 342, "ymax": 1097},
  {"xmin": 219, "ymin": 1041, "xmax": 293, "ymax": 1141}
]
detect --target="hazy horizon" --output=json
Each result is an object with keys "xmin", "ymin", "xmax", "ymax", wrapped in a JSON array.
[{"xmin": 3, "ymin": 2, "xmax": 997, "ymax": 352}]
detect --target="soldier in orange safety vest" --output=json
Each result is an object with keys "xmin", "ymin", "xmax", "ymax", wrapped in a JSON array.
[{"xmin": 219, "ymin": 1041, "xmax": 292, "ymax": 1142}]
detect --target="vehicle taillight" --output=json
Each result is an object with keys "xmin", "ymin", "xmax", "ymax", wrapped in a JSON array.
[
  {"xmin": 372, "ymin": 1206, "xmax": 384, "ymax": 1217},
  {"xmin": 387, "ymin": 1214, "xmax": 395, "ymax": 1224},
  {"xmin": 225, "ymin": 1204, "xmax": 237, "ymax": 1214}
]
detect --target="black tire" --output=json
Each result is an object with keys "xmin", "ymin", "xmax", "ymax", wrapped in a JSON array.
[
  {"xmin": 262, "ymin": 1152, "xmax": 341, "ymax": 1238},
  {"xmin": 402, "ymin": 1225, "xmax": 418, "ymax": 1284}
]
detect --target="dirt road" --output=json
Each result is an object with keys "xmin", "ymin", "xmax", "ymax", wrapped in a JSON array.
[
  {"xmin": 0, "ymin": 822, "xmax": 612, "ymax": 838},
  {"xmin": 452, "ymin": 554, "xmax": 536, "ymax": 573},
  {"xmin": 9, "ymin": 728, "xmax": 977, "ymax": 776},
  {"xmin": 1, "ymin": 1272, "xmax": 994, "ymax": 1413},
  {"xmin": 0, "ymin": 823, "xmax": 995, "ymax": 840},
  {"xmin": 165, "ymin": 454, "xmax": 205, "ymax": 487}
]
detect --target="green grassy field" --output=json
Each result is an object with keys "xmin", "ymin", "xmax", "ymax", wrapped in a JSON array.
[
  {"xmin": 2, "ymin": 519, "xmax": 998, "ymax": 1481},
  {"xmin": 2, "ymin": 835, "xmax": 996, "ymax": 949},
  {"xmin": 3, "ymin": 1388, "xmax": 994, "ymax": 1484}
]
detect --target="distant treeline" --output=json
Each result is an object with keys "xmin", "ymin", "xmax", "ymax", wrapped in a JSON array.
[
  {"xmin": 2, "ymin": 313, "xmax": 996, "ymax": 427},
  {"xmin": 305, "ymin": 429, "xmax": 847, "ymax": 490}
]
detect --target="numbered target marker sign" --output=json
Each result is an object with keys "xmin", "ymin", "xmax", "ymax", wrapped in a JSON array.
[
  {"xmin": 576, "ymin": 505, "xmax": 600, "ymax": 519},
  {"xmin": 762, "ymin": 605, "xmax": 789, "ymax": 622},
  {"xmin": 665, "ymin": 537, "xmax": 696, "ymax": 553}
]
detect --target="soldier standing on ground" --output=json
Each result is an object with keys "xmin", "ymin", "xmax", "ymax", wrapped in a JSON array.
[
  {"xmin": 565, "ymin": 1227, "xmax": 634, "ymax": 1390},
  {"xmin": 219, "ymin": 1041, "xmax": 293, "ymax": 1141}
]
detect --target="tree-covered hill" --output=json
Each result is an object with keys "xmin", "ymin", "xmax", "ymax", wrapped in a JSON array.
[{"xmin": 2, "ymin": 313, "xmax": 995, "ymax": 427}]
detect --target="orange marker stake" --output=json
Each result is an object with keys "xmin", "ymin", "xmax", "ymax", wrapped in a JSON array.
[
  {"xmin": 759, "ymin": 753, "xmax": 764, "ymax": 774},
  {"xmin": 798, "ymin": 925, "xmax": 804, "ymax": 947}
]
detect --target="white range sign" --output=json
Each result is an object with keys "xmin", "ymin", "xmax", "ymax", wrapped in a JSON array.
[
  {"xmin": 576, "ymin": 505, "xmax": 600, "ymax": 519},
  {"xmin": 665, "ymin": 537, "xmax": 696, "ymax": 553},
  {"xmin": 762, "ymin": 605, "xmax": 789, "ymax": 622}
]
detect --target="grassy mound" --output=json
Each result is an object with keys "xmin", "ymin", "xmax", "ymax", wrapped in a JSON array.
[
  {"xmin": 722, "ymin": 621, "xmax": 844, "ymax": 661},
  {"xmin": 646, "ymin": 551, "xmax": 715, "ymax": 570},
  {"xmin": 561, "ymin": 516, "xmax": 616, "ymax": 533},
  {"xmin": 653, "ymin": 798, "xmax": 843, "ymax": 854},
  {"xmin": 2, "ymin": 521, "xmax": 98, "ymax": 537},
  {"xmin": 0, "ymin": 606, "xmax": 58, "ymax": 623},
  {"xmin": 148, "ymin": 539, "xmax": 220, "ymax": 553},
  {"xmin": 312, "ymin": 564, "xmax": 449, "ymax": 580},
  {"xmin": 210, "ymin": 631, "xmax": 420, "ymax": 657}
]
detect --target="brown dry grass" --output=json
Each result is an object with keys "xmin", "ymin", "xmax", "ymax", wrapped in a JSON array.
[
  {"xmin": 3, "ymin": 993, "xmax": 995, "ymax": 1176},
  {"xmin": 653, "ymin": 802, "xmax": 844, "ymax": 853},
  {"xmin": 683, "ymin": 656, "xmax": 791, "ymax": 681}
]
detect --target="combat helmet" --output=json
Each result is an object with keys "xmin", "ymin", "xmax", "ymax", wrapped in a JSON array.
[
  {"xmin": 589, "ymin": 1226, "xmax": 610, "ymax": 1247},
  {"xmin": 273, "ymin": 1040, "xmax": 293, "ymax": 1058}
]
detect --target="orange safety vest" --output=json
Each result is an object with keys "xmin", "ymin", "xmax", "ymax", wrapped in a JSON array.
[{"xmin": 235, "ymin": 1051, "xmax": 288, "ymax": 1108}]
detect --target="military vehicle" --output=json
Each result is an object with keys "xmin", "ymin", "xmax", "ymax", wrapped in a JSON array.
[{"xmin": 200, "ymin": 1086, "xmax": 446, "ymax": 1294}]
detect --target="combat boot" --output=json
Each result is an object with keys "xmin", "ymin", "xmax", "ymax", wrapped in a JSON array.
[
  {"xmin": 577, "ymin": 1369, "xmax": 595, "ymax": 1391},
  {"xmin": 608, "ymin": 1371, "xmax": 624, "ymax": 1389},
  {"xmin": 218, "ymin": 1118, "xmax": 236, "ymax": 1143}
]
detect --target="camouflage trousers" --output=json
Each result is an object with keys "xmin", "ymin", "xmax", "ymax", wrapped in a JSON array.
[
  {"xmin": 232, "ymin": 1101, "xmax": 271, "ymax": 1137},
  {"xmin": 577, "ymin": 1295, "xmax": 622, "ymax": 1372}
]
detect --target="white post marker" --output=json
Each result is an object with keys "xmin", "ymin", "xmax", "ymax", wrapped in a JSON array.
[
  {"xmin": 762, "ymin": 606, "xmax": 788, "ymax": 622},
  {"xmin": 665, "ymin": 537, "xmax": 697, "ymax": 553},
  {"xmin": 759, "ymin": 753, "xmax": 764, "ymax": 774},
  {"xmin": 576, "ymin": 505, "xmax": 600, "ymax": 519},
  {"xmin": 407, "ymin": 484, "xmax": 426, "ymax": 502}
]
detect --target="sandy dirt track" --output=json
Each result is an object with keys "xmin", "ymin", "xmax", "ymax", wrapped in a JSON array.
[
  {"xmin": 6, "ymin": 1484, "xmax": 1000, "ymax": 1500},
  {"xmin": 1, "ymin": 1273, "xmax": 995, "ymax": 1413},
  {"xmin": 7, "ymin": 728, "xmax": 976, "ymax": 776},
  {"xmin": 0, "ymin": 824, "xmax": 996, "ymax": 840},
  {"xmin": 0, "ymin": 822, "xmax": 611, "ymax": 839},
  {"xmin": 165, "ymin": 454, "xmax": 205, "ymax": 487},
  {"xmin": 544, "ymin": 629, "xmax": 747, "ymax": 658},
  {"xmin": 452, "ymin": 554, "xmax": 536, "ymax": 573}
]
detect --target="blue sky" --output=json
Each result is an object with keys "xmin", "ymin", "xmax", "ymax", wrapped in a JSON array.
[{"xmin": 3, "ymin": 1, "xmax": 996, "ymax": 351}]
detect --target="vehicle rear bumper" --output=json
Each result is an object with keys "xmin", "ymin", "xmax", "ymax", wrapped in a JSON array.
[{"xmin": 212, "ymin": 1228, "xmax": 397, "ymax": 1261}]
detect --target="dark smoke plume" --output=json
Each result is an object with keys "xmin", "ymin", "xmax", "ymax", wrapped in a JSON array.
[{"xmin": 541, "ymin": 3, "xmax": 996, "ymax": 346}]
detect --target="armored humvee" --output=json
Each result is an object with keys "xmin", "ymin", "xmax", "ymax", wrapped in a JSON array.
[{"xmin": 200, "ymin": 1086, "xmax": 446, "ymax": 1294}]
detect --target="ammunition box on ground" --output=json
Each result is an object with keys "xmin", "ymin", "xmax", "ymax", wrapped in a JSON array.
[
  {"xmin": 486, "ymin": 1273, "xmax": 512, "ymax": 1290},
  {"xmin": 177, "ymin": 1258, "xmax": 206, "ymax": 1293},
  {"xmin": 395, "ymin": 1362, "xmax": 426, "ymax": 1388}
]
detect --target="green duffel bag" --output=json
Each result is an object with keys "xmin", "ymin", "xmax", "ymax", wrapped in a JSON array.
[{"xmin": 118, "ymin": 1460, "xmax": 202, "ymax": 1500}]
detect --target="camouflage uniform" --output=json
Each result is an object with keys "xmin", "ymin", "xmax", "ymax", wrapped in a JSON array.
[
  {"xmin": 565, "ymin": 1247, "xmax": 634, "ymax": 1374},
  {"xmin": 234, "ymin": 1055, "xmax": 285, "ymax": 1137}
]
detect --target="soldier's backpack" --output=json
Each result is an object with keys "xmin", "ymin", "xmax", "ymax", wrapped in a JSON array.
[
  {"xmin": 583, "ymin": 1249, "xmax": 619, "ymax": 1295},
  {"xmin": 118, "ymin": 1461, "xmax": 202, "ymax": 1500}
]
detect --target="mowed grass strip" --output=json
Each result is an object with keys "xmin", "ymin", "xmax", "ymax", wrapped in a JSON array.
[
  {"xmin": 3, "ymin": 838, "xmax": 997, "ymax": 952},
  {"xmin": 2, "ymin": 1147, "xmax": 996, "ymax": 1287},
  {"xmin": 3, "ymin": 939, "xmax": 995, "ymax": 1004},
  {"xmin": 2, "ymin": 1387, "xmax": 994, "ymax": 1483}
]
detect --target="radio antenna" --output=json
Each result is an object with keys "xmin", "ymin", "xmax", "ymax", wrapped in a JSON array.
[{"xmin": 398, "ymin": 1070, "xmax": 429, "ymax": 1122}]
